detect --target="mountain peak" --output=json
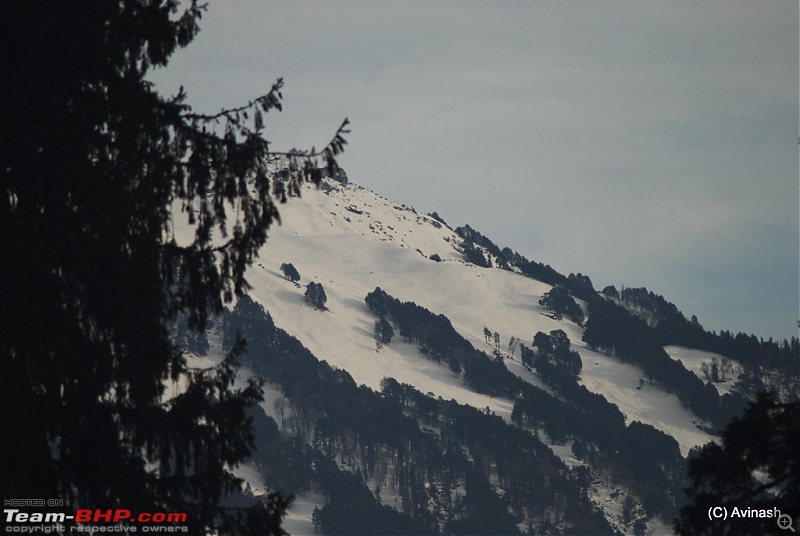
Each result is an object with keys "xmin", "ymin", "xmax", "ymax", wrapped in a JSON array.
[{"xmin": 182, "ymin": 172, "xmax": 797, "ymax": 535}]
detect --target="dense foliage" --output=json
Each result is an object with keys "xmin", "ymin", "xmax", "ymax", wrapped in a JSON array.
[
  {"xmin": 538, "ymin": 286, "xmax": 585, "ymax": 325},
  {"xmin": 0, "ymin": 1, "xmax": 346, "ymax": 533},
  {"xmin": 525, "ymin": 330, "xmax": 583, "ymax": 378},
  {"xmin": 674, "ymin": 393, "xmax": 800, "ymax": 535}
]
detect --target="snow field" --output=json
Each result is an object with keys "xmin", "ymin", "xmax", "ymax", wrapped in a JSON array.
[
  {"xmin": 664, "ymin": 345, "xmax": 741, "ymax": 396},
  {"xmin": 254, "ymin": 181, "xmax": 716, "ymax": 455},
  {"xmin": 176, "ymin": 178, "xmax": 723, "ymax": 529}
]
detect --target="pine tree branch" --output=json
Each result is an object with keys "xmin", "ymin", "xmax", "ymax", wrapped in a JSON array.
[
  {"xmin": 183, "ymin": 79, "xmax": 285, "ymax": 122},
  {"xmin": 716, "ymin": 472, "xmax": 793, "ymax": 506},
  {"xmin": 270, "ymin": 118, "xmax": 351, "ymax": 160},
  {"xmin": 180, "ymin": 76, "xmax": 349, "ymax": 163}
]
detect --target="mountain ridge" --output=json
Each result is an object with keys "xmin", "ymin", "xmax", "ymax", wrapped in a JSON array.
[{"xmin": 176, "ymin": 174, "xmax": 798, "ymax": 535}]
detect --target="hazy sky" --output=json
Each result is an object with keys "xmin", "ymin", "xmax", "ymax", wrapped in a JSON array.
[{"xmin": 152, "ymin": 0, "xmax": 798, "ymax": 342}]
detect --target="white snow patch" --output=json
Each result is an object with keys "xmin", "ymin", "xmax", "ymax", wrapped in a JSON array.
[
  {"xmin": 232, "ymin": 461, "xmax": 267, "ymax": 496},
  {"xmin": 237, "ymin": 180, "xmax": 718, "ymax": 457},
  {"xmin": 576, "ymin": 344, "xmax": 716, "ymax": 456},
  {"xmin": 664, "ymin": 345, "xmax": 741, "ymax": 396},
  {"xmin": 282, "ymin": 490, "xmax": 325, "ymax": 536}
]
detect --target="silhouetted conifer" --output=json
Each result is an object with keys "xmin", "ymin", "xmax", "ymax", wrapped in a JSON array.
[
  {"xmin": 280, "ymin": 262, "xmax": 301, "ymax": 283},
  {"xmin": 0, "ymin": 2, "xmax": 347, "ymax": 533},
  {"xmin": 674, "ymin": 393, "xmax": 800, "ymax": 535}
]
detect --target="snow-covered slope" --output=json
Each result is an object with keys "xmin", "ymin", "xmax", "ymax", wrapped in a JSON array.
[
  {"xmin": 175, "ymin": 176, "xmax": 736, "ymax": 533},
  {"xmin": 233, "ymin": 179, "xmax": 715, "ymax": 457},
  {"xmin": 665, "ymin": 345, "xmax": 741, "ymax": 396}
]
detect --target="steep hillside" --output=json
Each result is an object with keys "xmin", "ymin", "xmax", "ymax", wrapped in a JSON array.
[
  {"xmin": 176, "ymin": 176, "xmax": 797, "ymax": 535},
  {"xmin": 249, "ymin": 180, "xmax": 716, "ymax": 453}
]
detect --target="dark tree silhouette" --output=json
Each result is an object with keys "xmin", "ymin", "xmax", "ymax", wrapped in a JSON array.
[
  {"xmin": 280, "ymin": 262, "xmax": 301, "ymax": 283},
  {"xmin": 0, "ymin": 1, "xmax": 346, "ymax": 534},
  {"xmin": 374, "ymin": 317, "xmax": 394, "ymax": 345},
  {"xmin": 674, "ymin": 393, "xmax": 800, "ymax": 535},
  {"xmin": 304, "ymin": 282, "xmax": 328, "ymax": 310},
  {"xmin": 538, "ymin": 285, "xmax": 584, "ymax": 324},
  {"xmin": 483, "ymin": 327, "xmax": 492, "ymax": 344}
]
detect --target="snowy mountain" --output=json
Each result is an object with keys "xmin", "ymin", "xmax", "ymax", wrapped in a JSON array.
[{"xmin": 175, "ymin": 173, "xmax": 798, "ymax": 535}]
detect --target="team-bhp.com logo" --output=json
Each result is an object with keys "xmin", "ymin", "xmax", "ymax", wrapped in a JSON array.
[{"xmin": 4, "ymin": 506, "xmax": 189, "ymax": 533}]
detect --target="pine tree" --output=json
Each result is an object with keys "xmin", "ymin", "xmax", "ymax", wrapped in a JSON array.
[
  {"xmin": 311, "ymin": 506, "xmax": 322, "ymax": 534},
  {"xmin": 674, "ymin": 393, "xmax": 800, "ymax": 535},
  {"xmin": 483, "ymin": 327, "xmax": 492, "ymax": 344},
  {"xmin": 0, "ymin": 2, "xmax": 347, "ymax": 534},
  {"xmin": 304, "ymin": 282, "xmax": 328, "ymax": 310},
  {"xmin": 374, "ymin": 317, "xmax": 394, "ymax": 346},
  {"xmin": 280, "ymin": 262, "xmax": 301, "ymax": 283},
  {"xmin": 508, "ymin": 335, "xmax": 517, "ymax": 358}
]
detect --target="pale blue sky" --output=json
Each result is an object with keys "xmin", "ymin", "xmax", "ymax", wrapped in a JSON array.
[{"xmin": 152, "ymin": 0, "xmax": 798, "ymax": 341}]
